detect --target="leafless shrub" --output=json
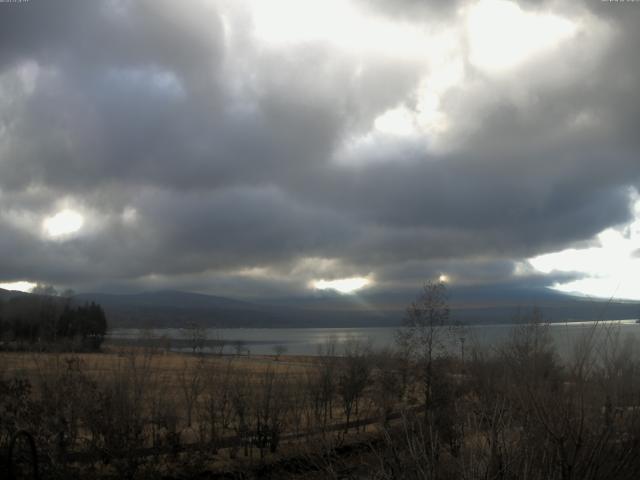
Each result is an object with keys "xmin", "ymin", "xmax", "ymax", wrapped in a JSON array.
[
  {"xmin": 149, "ymin": 381, "xmax": 180, "ymax": 451},
  {"xmin": 178, "ymin": 356, "xmax": 205, "ymax": 428},
  {"xmin": 197, "ymin": 357, "xmax": 235, "ymax": 450},
  {"xmin": 286, "ymin": 373, "xmax": 310, "ymax": 437},
  {"xmin": 396, "ymin": 281, "xmax": 459, "ymax": 415},
  {"xmin": 82, "ymin": 349, "xmax": 156, "ymax": 478},
  {"xmin": 254, "ymin": 367, "xmax": 290, "ymax": 456},
  {"xmin": 183, "ymin": 322, "xmax": 207, "ymax": 355},
  {"xmin": 229, "ymin": 367, "xmax": 253, "ymax": 458},
  {"xmin": 338, "ymin": 338, "xmax": 372, "ymax": 432},
  {"xmin": 308, "ymin": 338, "xmax": 338, "ymax": 432},
  {"xmin": 371, "ymin": 348, "xmax": 403, "ymax": 424},
  {"xmin": 211, "ymin": 325, "xmax": 226, "ymax": 355},
  {"xmin": 273, "ymin": 344, "xmax": 288, "ymax": 360},
  {"xmin": 31, "ymin": 354, "xmax": 97, "ymax": 463}
]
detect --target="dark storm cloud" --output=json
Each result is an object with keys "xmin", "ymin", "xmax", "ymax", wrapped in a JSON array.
[
  {"xmin": 132, "ymin": 187, "xmax": 358, "ymax": 272},
  {"xmin": 0, "ymin": 0, "xmax": 639, "ymax": 297},
  {"xmin": 367, "ymin": 257, "xmax": 582, "ymax": 296},
  {"xmin": 0, "ymin": 0, "xmax": 224, "ymax": 78}
]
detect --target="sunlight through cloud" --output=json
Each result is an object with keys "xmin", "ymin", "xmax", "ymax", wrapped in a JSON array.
[
  {"xmin": 0, "ymin": 281, "xmax": 37, "ymax": 293},
  {"xmin": 43, "ymin": 209, "xmax": 84, "ymax": 238},
  {"xmin": 374, "ymin": 106, "xmax": 416, "ymax": 137},
  {"xmin": 251, "ymin": 0, "xmax": 432, "ymax": 59},
  {"xmin": 528, "ymin": 197, "xmax": 640, "ymax": 300},
  {"xmin": 313, "ymin": 277, "xmax": 370, "ymax": 294},
  {"xmin": 466, "ymin": 0, "xmax": 577, "ymax": 73}
]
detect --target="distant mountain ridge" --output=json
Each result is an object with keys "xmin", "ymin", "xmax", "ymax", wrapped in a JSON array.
[
  {"xmin": 74, "ymin": 290, "xmax": 286, "ymax": 328},
  {"xmin": 4, "ymin": 286, "xmax": 639, "ymax": 328},
  {"xmin": 76, "ymin": 290, "xmax": 254, "ymax": 310},
  {"xmin": 72, "ymin": 287, "xmax": 640, "ymax": 329}
]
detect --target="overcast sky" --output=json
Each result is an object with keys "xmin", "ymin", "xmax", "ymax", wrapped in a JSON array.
[{"xmin": 1, "ymin": 0, "xmax": 639, "ymax": 300}]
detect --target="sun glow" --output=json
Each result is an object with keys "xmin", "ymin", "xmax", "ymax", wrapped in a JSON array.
[
  {"xmin": 43, "ymin": 209, "xmax": 84, "ymax": 238},
  {"xmin": 374, "ymin": 107, "xmax": 416, "ymax": 137},
  {"xmin": 250, "ymin": 0, "xmax": 430, "ymax": 59},
  {"xmin": 0, "ymin": 281, "xmax": 37, "ymax": 293},
  {"xmin": 466, "ymin": 0, "xmax": 577, "ymax": 73},
  {"xmin": 313, "ymin": 277, "xmax": 370, "ymax": 294},
  {"xmin": 528, "ymin": 197, "xmax": 640, "ymax": 300}
]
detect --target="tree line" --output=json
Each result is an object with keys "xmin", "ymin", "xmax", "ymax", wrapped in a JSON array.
[{"xmin": 0, "ymin": 292, "xmax": 107, "ymax": 350}]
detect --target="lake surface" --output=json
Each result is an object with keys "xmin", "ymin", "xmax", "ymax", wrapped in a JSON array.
[{"xmin": 108, "ymin": 319, "xmax": 640, "ymax": 358}]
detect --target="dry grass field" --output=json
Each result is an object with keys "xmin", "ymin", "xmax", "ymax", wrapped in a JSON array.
[
  {"xmin": 0, "ymin": 348, "xmax": 316, "ymax": 383},
  {"xmin": 1, "ymin": 341, "xmax": 393, "ymax": 478}
]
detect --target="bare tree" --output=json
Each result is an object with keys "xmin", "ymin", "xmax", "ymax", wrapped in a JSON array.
[
  {"xmin": 254, "ymin": 367, "xmax": 290, "ymax": 456},
  {"xmin": 371, "ymin": 348, "xmax": 402, "ymax": 425},
  {"xmin": 211, "ymin": 325, "xmax": 226, "ymax": 356},
  {"xmin": 178, "ymin": 357, "xmax": 206, "ymax": 427},
  {"xmin": 198, "ymin": 358, "xmax": 235, "ymax": 451},
  {"xmin": 233, "ymin": 339, "xmax": 246, "ymax": 356},
  {"xmin": 273, "ymin": 344, "xmax": 287, "ymax": 360},
  {"xmin": 83, "ymin": 349, "xmax": 156, "ymax": 478},
  {"xmin": 229, "ymin": 370, "xmax": 252, "ymax": 458},
  {"xmin": 313, "ymin": 338, "xmax": 338, "ymax": 430},
  {"xmin": 338, "ymin": 339, "xmax": 372, "ymax": 432},
  {"xmin": 184, "ymin": 322, "xmax": 207, "ymax": 355},
  {"xmin": 396, "ymin": 280, "xmax": 451, "ymax": 412}
]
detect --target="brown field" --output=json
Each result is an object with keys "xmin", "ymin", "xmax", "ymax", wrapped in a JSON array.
[
  {"xmin": 1, "ymin": 343, "xmax": 395, "ymax": 478},
  {"xmin": 0, "ymin": 348, "xmax": 317, "ymax": 382}
]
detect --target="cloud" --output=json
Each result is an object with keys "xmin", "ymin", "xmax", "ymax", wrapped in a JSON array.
[{"xmin": 0, "ymin": 0, "xmax": 639, "ymax": 300}]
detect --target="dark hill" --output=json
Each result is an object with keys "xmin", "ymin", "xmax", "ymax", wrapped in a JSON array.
[{"xmin": 73, "ymin": 287, "xmax": 640, "ymax": 329}]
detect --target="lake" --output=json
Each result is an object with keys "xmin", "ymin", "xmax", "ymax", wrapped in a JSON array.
[{"xmin": 108, "ymin": 319, "xmax": 640, "ymax": 358}]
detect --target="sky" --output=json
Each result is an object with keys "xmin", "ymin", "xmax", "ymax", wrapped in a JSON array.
[{"xmin": 0, "ymin": 0, "xmax": 639, "ymax": 301}]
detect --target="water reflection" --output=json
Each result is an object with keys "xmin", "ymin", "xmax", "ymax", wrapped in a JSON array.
[{"xmin": 108, "ymin": 320, "xmax": 640, "ymax": 357}]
